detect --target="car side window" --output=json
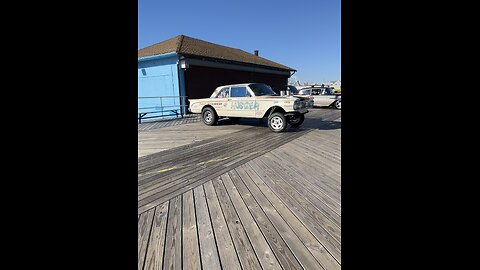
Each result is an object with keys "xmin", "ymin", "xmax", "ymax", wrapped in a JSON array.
[
  {"xmin": 230, "ymin": 87, "xmax": 249, "ymax": 98},
  {"xmin": 312, "ymin": 89, "xmax": 320, "ymax": 95},
  {"xmin": 216, "ymin": 88, "xmax": 230, "ymax": 98}
]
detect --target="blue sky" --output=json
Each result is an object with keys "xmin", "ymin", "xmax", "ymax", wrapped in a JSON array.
[{"xmin": 138, "ymin": 0, "xmax": 340, "ymax": 84}]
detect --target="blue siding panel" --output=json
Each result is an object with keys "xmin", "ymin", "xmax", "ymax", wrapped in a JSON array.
[
  {"xmin": 178, "ymin": 66, "xmax": 187, "ymax": 114},
  {"xmin": 138, "ymin": 53, "xmax": 181, "ymax": 119}
]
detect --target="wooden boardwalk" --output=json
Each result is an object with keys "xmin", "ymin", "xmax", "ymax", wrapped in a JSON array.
[
  {"xmin": 138, "ymin": 108, "xmax": 341, "ymax": 269},
  {"xmin": 138, "ymin": 114, "xmax": 202, "ymax": 132}
]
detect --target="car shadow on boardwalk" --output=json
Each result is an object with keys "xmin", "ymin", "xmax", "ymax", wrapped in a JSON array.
[
  {"xmin": 215, "ymin": 114, "xmax": 341, "ymax": 131},
  {"xmin": 302, "ymin": 120, "xmax": 341, "ymax": 130}
]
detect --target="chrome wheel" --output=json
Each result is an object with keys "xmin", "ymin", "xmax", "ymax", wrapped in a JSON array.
[
  {"xmin": 201, "ymin": 107, "xmax": 217, "ymax": 126},
  {"xmin": 268, "ymin": 112, "xmax": 287, "ymax": 132},
  {"xmin": 334, "ymin": 100, "xmax": 341, "ymax": 110},
  {"xmin": 204, "ymin": 111, "xmax": 212, "ymax": 123},
  {"xmin": 270, "ymin": 116, "xmax": 284, "ymax": 130}
]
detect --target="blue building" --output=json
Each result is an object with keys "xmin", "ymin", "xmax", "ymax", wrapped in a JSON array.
[{"xmin": 138, "ymin": 35, "xmax": 295, "ymax": 122}]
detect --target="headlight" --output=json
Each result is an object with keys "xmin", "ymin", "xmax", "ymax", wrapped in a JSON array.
[
  {"xmin": 293, "ymin": 100, "xmax": 300, "ymax": 110},
  {"xmin": 293, "ymin": 100, "xmax": 307, "ymax": 110}
]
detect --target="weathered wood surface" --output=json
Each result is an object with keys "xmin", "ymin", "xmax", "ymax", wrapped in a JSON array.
[
  {"xmin": 138, "ymin": 117, "xmax": 252, "ymax": 157},
  {"xmin": 194, "ymin": 185, "xmax": 222, "ymax": 270},
  {"xmin": 137, "ymin": 127, "xmax": 310, "ymax": 215},
  {"xmin": 138, "ymin": 108, "xmax": 341, "ymax": 269},
  {"xmin": 138, "ymin": 114, "xmax": 201, "ymax": 132},
  {"xmin": 144, "ymin": 202, "xmax": 169, "ymax": 270},
  {"xmin": 203, "ymin": 181, "xmax": 242, "ymax": 270},
  {"xmin": 182, "ymin": 190, "xmax": 201, "ymax": 270},
  {"xmin": 163, "ymin": 195, "xmax": 182, "ymax": 270}
]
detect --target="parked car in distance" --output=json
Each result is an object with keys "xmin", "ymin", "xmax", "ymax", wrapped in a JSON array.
[
  {"xmin": 189, "ymin": 83, "xmax": 312, "ymax": 132},
  {"xmin": 287, "ymin": 85, "xmax": 314, "ymax": 107},
  {"xmin": 298, "ymin": 87, "xmax": 341, "ymax": 109},
  {"xmin": 287, "ymin": 85, "xmax": 300, "ymax": 94}
]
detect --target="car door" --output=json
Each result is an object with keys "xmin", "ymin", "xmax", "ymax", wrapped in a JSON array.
[
  {"xmin": 319, "ymin": 88, "xmax": 336, "ymax": 106},
  {"xmin": 227, "ymin": 86, "xmax": 256, "ymax": 117},
  {"xmin": 309, "ymin": 88, "xmax": 324, "ymax": 106},
  {"xmin": 313, "ymin": 88, "xmax": 329, "ymax": 106},
  {"xmin": 212, "ymin": 87, "xmax": 230, "ymax": 116}
]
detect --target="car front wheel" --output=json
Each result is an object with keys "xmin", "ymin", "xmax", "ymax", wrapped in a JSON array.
[
  {"xmin": 202, "ymin": 107, "xmax": 218, "ymax": 126},
  {"xmin": 288, "ymin": 114, "xmax": 305, "ymax": 128},
  {"xmin": 268, "ymin": 112, "xmax": 287, "ymax": 132}
]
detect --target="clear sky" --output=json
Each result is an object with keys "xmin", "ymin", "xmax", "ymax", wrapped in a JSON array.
[{"xmin": 138, "ymin": 0, "xmax": 340, "ymax": 84}]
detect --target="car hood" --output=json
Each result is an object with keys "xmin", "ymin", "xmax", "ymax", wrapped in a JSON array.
[{"xmin": 255, "ymin": 95, "xmax": 297, "ymax": 100}]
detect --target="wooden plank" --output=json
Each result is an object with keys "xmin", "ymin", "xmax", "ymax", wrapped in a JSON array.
[
  {"xmin": 268, "ymin": 149, "xmax": 341, "ymax": 209},
  {"xmin": 224, "ymin": 171, "xmax": 304, "ymax": 270},
  {"xmin": 239, "ymin": 164, "xmax": 340, "ymax": 269},
  {"xmin": 254, "ymin": 158, "xmax": 341, "ymax": 244},
  {"xmin": 289, "ymin": 141, "xmax": 341, "ymax": 176},
  {"xmin": 277, "ymin": 141, "xmax": 341, "ymax": 179},
  {"xmin": 268, "ymin": 147, "xmax": 341, "ymax": 195},
  {"xmin": 144, "ymin": 202, "xmax": 169, "ymax": 270},
  {"xmin": 277, "ymin": 143, "xmax": 341, "ymax": 182},
  {"xmin": 291, "ymin": 140, "xmax": 341, "ymax": 168},
  {"xmin": 182, "ymin": 190, "xmax": 201, "ymax": 270},
  {"xmin": 268, "ymin": 150, "xmax": 341, "ymax": 204},
  {"xmin": 138, "ymin": 120, "xmax": 253, "ymax": 158},
  {"xmin": 203, "ymin": 181, "xmax": 242, "ymax": 270},
  {"xmin": 138, "ymin": 126, "xmax": 264, "ymax": 173},
  {"xmin": 246, "ymin": 161, "xmax": 342, "ymax": 263},
  {"xmin": 138, "ymin": 130, "xmax": 310, "ymax": 215},
  {"xmin": 138, "ymin": 208, "xmax": 155, "ymax": 270},
  {"xmin": 194, "ymin": 185, "xmax": 222, "ymax": 270},
  {"xmin": 138, "ymin": 128, "xmax": 277, "ymax": 192},
  {"xmin": 163, "ymin": 195, "xmax": 182, "ymax": 270},
  {"xmin": 293, "ymin": 136, "xmax": 341, "ymax": 161},
  {"xmin": 262, "ymin": 153, "xmax": 341, "ymax": 227},
  {"xmin": 211, "ymin": 176, "xmax": 264, "ymax": 270},
  {"xmin": 138, "ymin": 128, "xmax": 276, "ymax": 194}
]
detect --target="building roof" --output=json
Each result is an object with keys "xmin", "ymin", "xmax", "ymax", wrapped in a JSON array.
[{"xmin": 138, "ymin": 35, "xmax": 295, "ymax": 71}]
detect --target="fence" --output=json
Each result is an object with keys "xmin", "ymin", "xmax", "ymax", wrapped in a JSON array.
[{"xmin": 138, "ymin": 96, "xmax": 189, "ymax": 124}]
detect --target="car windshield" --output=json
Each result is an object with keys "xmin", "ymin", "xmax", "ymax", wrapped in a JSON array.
[
  {"xmin": 249, "ymin": 83, "xmax": 277, "ymax": 96},
  {"xmin": 288, "ymin": 85, "xmax": 299, "ymax": 94}
]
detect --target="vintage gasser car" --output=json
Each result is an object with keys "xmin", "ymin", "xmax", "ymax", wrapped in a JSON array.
[{"xmin": 188, "ymin": 83, "xmax": 312, "ymax": 132}]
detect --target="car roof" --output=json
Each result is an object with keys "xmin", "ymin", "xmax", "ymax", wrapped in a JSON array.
[{"xmin": 216, "ymin": 83, "xmax": 266, "ymax": 88}]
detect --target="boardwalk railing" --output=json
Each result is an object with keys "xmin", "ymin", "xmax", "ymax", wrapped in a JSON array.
[{"xmin": 138, "ymin": 96, "xmax": 188, "ymax": 124}]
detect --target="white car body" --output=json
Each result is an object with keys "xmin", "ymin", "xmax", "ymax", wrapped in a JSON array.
[
  {"xmin": 189, "ymin": 83, "xmax": 310, "ymax": 118},
  {"xmin": 189, "ymin": 83, "xmax": 312, "ymax": 132}
]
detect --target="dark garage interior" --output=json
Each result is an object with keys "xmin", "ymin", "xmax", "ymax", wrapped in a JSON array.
[{"xmin": 184, "ymin": 65, "xmax": 290, "ymax": 100}]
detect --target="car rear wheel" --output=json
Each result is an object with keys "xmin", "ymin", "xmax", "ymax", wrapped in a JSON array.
[
  {"xmin": 268, "ymin": 112, "xmax": 287, "ymax": 132},
  {"xmin": 288, "ymin": 114, "xmax": 305, "ymax": 128},
  {"xmin": 202, "ymin": 107, "xmax": 218, "ymax": 126},
  {"xmin": 333, "ymin": 100, "xmax": 341, "ymax": 110}
]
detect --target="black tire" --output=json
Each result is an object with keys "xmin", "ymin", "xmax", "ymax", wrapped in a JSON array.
[
  {"xmin": 202, "ymin": 107, "xmax": 218, "ymax": 126},
  {"xmin": 333, "ymin": 100, "xmax": 341, "ymax": 110},
  {"xmin": 288, "ymin": 114, "xmax": 305, "ymax": 128},
  {"xmin": 268, "ymin": 112, "xmax": 287, "ymax": 132}
]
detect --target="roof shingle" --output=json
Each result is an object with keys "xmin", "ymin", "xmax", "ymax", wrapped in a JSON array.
[{"xmin": 138, "ymin": 35, "xmax": 295, "ymax": 71}]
